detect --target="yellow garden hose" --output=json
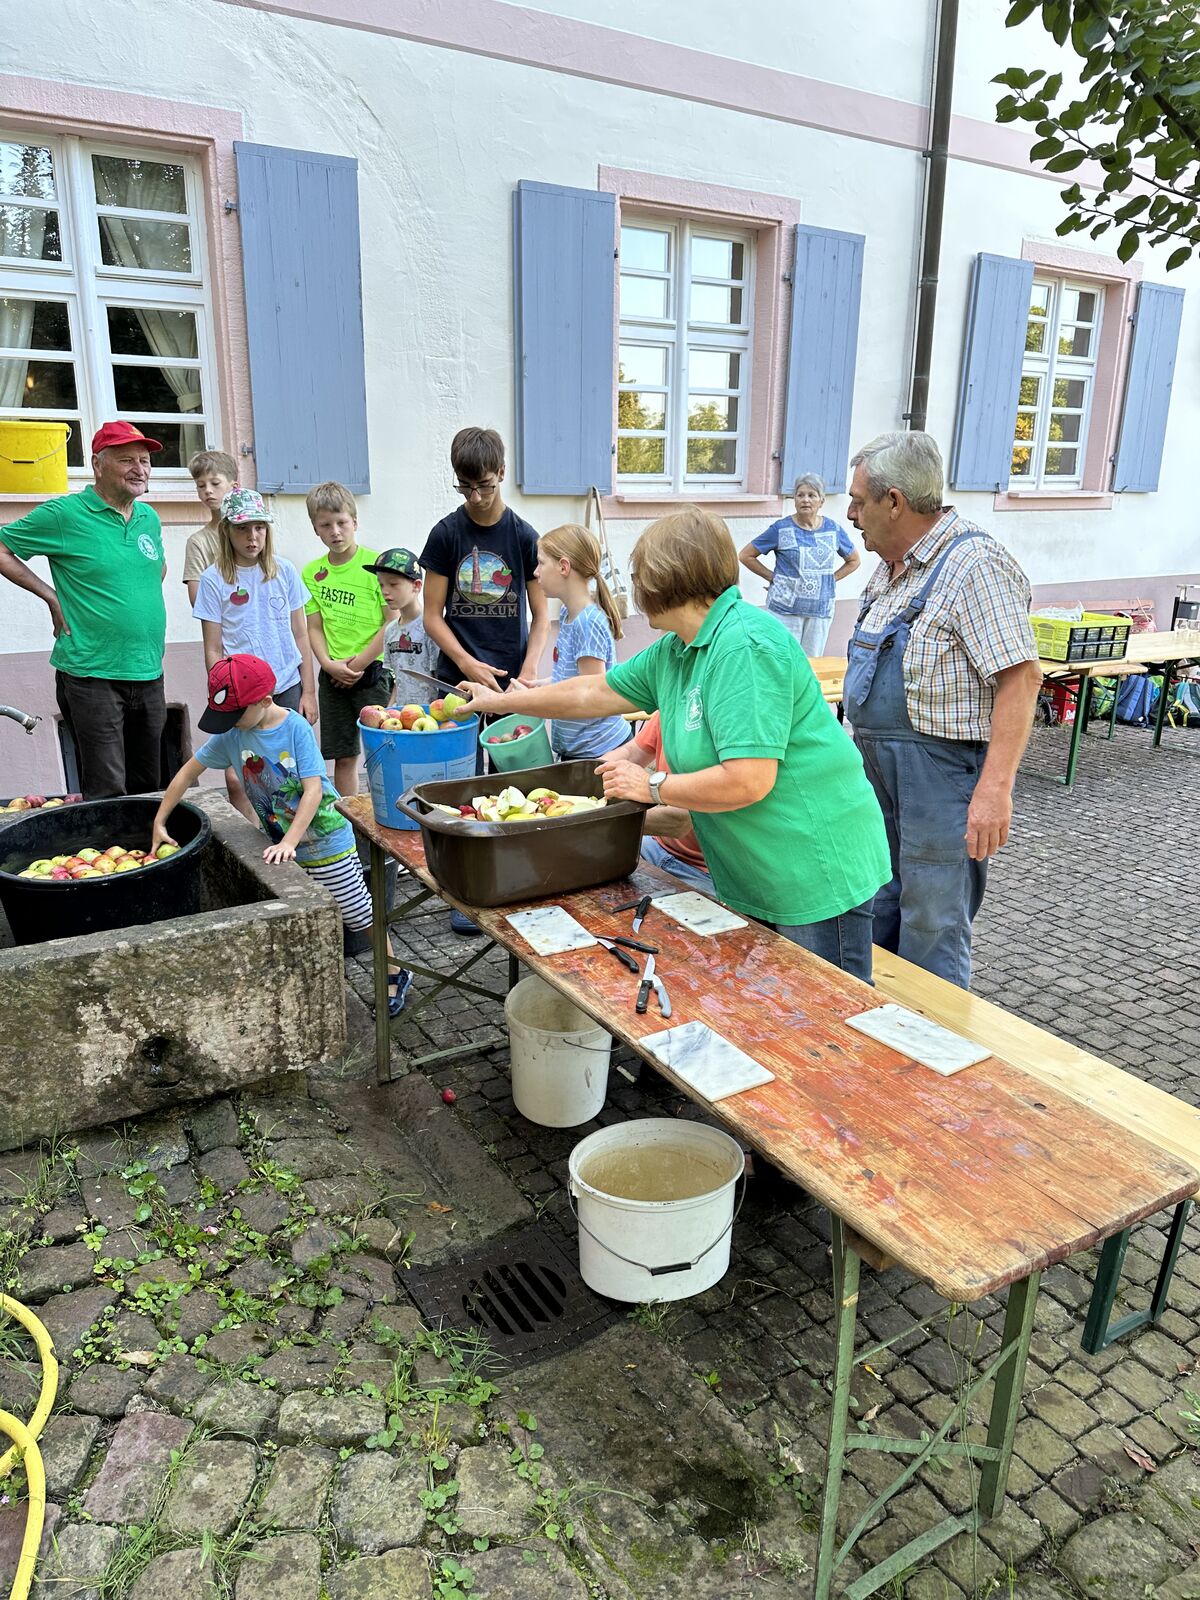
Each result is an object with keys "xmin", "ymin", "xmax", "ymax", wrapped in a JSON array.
[{"xmin": 0, "ymin": 1294, "xmax": 59, "ymax": 1600}]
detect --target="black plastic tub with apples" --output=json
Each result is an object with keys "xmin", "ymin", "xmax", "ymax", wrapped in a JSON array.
[{"xmin": 0, "ymin": 797, "xmax": 212, "ymax": 945}]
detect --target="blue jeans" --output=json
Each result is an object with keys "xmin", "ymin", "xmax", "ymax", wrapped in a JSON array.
[
  {"xmin": 639, "ymin": 836, "xmax": 715, "ymax": 893},
  {"xmin": 774, "ymin": 897, "xmax": 875, "ymax": 983},
  {"xmin": 856, "ymin": 735, "xmax": 987, "ymax": 989}
]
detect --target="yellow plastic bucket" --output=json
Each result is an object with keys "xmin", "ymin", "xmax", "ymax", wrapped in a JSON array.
[{"xmin": 0, "ymin": 421, "xmax": 70, "ymax": 495}]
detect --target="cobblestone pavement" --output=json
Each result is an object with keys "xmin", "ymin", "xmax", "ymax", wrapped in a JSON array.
[{"xmin": 0, "ymin": 718, "xmax": 1198, "ymax": 1599}]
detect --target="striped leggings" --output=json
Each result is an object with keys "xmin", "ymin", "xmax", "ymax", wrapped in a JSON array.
[{"xmin": 304, "ymin": 849, "xmax": 374, "ymax": 932}]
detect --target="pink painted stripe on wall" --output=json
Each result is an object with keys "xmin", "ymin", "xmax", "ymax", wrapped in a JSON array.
[
  {"xmin": 221, "ymin": 0, "xmax": 928, "ymax": 151},
  {"xmin": 0, "ymin": 74, "xmax": 242, "ymax": 140}
]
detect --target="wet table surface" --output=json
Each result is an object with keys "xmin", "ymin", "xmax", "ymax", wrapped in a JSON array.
[{"xmin": 341, "ymin": 794, "xmax": 1198, "ymax": 1304}]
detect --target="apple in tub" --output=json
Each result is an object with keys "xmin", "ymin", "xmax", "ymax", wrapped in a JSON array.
[{"xmin": 358, "ymin": 705, "xmax": 388, "ymax": 730}]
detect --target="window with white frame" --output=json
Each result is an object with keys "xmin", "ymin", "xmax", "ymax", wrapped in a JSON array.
[
  {"xmin": 0, "ymin": 132, "xmax": 218, "ymax": 474},
  {"xmin": 617, "ymin": 217, "xmax": 753, "ymax": 492},
  {"xmin": 1010, "ymin": 278, "xmax": 1102, "ymax": 489}
]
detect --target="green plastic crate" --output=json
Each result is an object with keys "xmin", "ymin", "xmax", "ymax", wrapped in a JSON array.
[{"xmin": 1031, "ymin": 612, "xmax": 1132, "ymax": 663}]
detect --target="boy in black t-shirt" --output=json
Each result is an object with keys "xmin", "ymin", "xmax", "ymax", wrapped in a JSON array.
[
  {"xmin": 421, "ymin": 427, "xmax": 549, "ymax": 935},
  {"xmin": 420, "ymin": 427, "xmax": 548, "ymax": 694}
]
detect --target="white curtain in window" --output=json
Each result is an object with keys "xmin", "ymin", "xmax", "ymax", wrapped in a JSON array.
[
  {"xmin": 0, "ymin": 211, "xmax": 45, "ymax": 406},
  {"xmin": 95, "ymin": 160, "xmax": 199, "ymax": 415}
]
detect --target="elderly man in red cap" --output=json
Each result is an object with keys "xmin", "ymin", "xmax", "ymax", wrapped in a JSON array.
[{"xmin": 0, "ymin": 422, "xmax": 169, "ymax": 797}]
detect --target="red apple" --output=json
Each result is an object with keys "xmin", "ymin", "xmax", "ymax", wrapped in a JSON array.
[
  {"xmin": 428, "ymin": 697, "xmax": 447, "ymax": 722},
  {"xmin": 398, "ymin": 704, "xmax": 423, "ymax": 730},
  {"xmin": 513, "ymin": 726, "xmax": 533, "ymax": 737},
  {"xmin": 486, "ymin": 735, "xmax": 499, "ymax": 744},
  {"xmin": 50, "ymin": 867, "xmax": 71, "ymax": 881},
  {"xmin": 24, "ymin": 795, "xmax": 46, "ymax": 808},
  {"xmin": 314, "ymin": 565, "xmax": 329, "ymax": 582},
  {"xmin": 64, "ymin": 794, "xmax": 82, "ymax": 804},
  {"xmin": 441, "ymin": 1088, "xmax": 457, "ymax": 1104},
  {"xmin": 103, "ymin": 845, "xmax": 127, "ymax": 859},
  {"xmin": 230, "ymin": 586, "xmax": 250, "ymax": 607},
  {"xmin": 71, "ymin": 867, "xmax": 102, "ymax": 879},
  {"xmin": 358, "ymin": 705, "xmax": 387, "ymax": 730}
]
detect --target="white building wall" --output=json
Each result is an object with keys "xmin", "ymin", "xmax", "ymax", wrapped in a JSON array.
[{"xmin": 1, "ymin": 0, "xmax": 1197, "ymax": 788}]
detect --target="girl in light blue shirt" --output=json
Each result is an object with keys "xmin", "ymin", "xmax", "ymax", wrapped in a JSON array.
[{"xmin": 536, "ymin": 524, "xmax": 628, "ymax": 759}]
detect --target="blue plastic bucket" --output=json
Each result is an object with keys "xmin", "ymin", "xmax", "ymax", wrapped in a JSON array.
[{"xmin": 362, "ymin": 713, "xmax": 479, "ymax": 830}]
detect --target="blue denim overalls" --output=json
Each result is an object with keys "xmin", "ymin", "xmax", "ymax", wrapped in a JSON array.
[{"xmin": 844, "ymin": 534, "xmax": 987, "ymax": 988}]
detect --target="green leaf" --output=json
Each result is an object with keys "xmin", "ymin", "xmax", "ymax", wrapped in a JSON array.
[
  {"xmin": 1005, "ymin": 0, "xmax": 1039, "ymax": 25},
  {"xmin": 1166, "ymin": 245, "xmax": 1192, "ymax": 270},
  {"xmin": 1043, "ymin": 73, "xmax": 1063, "ymax": 99},
  {"xmin": 1045, "ymin": 149, "xmax": 1088, "ymax": 172},
  {"xmin": 1117, "ymin": 227, "xmax": 1141, "ymax": 263},
  {"xmin": 1030, "ymin": 136, "xmax": 1063, "ymax": 160},
  {"xmin": 472, "ymin": 1538, "xmax": 489, "ymax": 1552}
]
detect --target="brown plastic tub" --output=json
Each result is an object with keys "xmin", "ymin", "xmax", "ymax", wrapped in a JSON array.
[{"xmin": 395, "ymin": 759, "xmax": 646, "ymax": 907}]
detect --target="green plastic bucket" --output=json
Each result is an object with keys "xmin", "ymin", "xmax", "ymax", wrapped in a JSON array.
[{"xmin": 481, "ymin": 713, "xmax": 554, "ymax": 772}]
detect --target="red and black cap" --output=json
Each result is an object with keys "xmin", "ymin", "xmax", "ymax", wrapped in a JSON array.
[{"xmin": 200, "ymin": 655, "xmax": 277, "ymax": 733}]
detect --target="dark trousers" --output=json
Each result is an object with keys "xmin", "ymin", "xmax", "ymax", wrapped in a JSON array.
[{"xmin": 55, "ymin": 671, "xmax": 167, "ymax": 799}]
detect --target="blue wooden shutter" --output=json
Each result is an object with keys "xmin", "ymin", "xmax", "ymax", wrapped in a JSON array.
[
  {"xmin": 780, "ymin": 224, "xmax": 864, "ymax": 493},
  {"xmin": 234, "ymin": 143, "xmax": 369, "ymax": 494},
  {"xmin": 1112, "ymin": 282, "xmax": 1185, "ymax": 493},
  {"xmin": 948, "ymin": 254, "xmax": 1034, "ymax": 492},
  {"xmin": 513, "ymin": 180, "xmax": 615, "ymax": 495}
]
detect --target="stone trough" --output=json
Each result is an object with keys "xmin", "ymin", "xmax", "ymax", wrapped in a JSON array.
[{"xmin": 0, "ymin": 792, "xmax": 346, "ymax": 1149}]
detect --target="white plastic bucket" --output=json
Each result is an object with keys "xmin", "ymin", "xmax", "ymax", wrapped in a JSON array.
[
  {"xmin": 567, "ymin": 1118, "xmax": 745, "ymax": 1302},
  {"xmin": 504, "ymin": 975, "xmax": 612, "ymax": 1127}
]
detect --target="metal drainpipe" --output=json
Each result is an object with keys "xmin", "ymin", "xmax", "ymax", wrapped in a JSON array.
[{"xmin": 905, "ymin": 0, "xmax": 959, "ymax": 434}]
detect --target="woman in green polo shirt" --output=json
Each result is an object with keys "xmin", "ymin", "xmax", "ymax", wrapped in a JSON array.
[{"xmin": 462, "ymin": 507, "xmax": 889, "ymax": 980}]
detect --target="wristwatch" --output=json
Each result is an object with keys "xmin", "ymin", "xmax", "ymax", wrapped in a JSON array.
[{"xmin": 647, "ymin": 770, "xmax": 668, "ymax": 804}]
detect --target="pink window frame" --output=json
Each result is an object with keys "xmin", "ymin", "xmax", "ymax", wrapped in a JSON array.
[
  {"xmin": 992, "ymin": 240, "xmax": 1142, "ymax": 514},
  {"xmin": 598, "ymin": 166, "xmax": 800, "ymax": 520},
  {"xmin": 0, "ymin": 73, "xmax": 251, "ymax": 526}
]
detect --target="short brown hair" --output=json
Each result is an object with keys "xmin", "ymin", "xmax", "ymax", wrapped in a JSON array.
[
  {"xmin": 188, "ymin": 449, "xmax": 237, "ymax": 482},
  {"xmin": 450, "ymin": 427, "xmax": 505, "ymax": 481},
  {"xmin": 630, "ymin": 507, "xmax": 739, "ymax": 616},
  {"xmin": 306, "ymin": 481, "xmax": 357, "ymax": 521}
]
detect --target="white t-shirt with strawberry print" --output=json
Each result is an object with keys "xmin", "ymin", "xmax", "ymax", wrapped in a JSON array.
[{"xmin": 192, "ymin": 557, "xmax": 307, "ymax": 692}]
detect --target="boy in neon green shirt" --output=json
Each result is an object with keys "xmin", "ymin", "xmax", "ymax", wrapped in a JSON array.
[{"xmin": 302, "ymin": 481, "xmax": 389, "ymax": 797}]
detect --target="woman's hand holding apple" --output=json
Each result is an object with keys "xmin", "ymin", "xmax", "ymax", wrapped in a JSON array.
[{"xmin": 596, "ymin": 758, "xmax": 653, "ymax": 805}]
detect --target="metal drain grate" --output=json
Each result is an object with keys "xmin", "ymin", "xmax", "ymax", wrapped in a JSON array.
[{"xmin": 403, "ymin": 1227, "xmax": 617, "ymax": 1366}]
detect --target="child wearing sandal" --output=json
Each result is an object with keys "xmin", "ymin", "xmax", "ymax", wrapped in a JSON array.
[{"xmin": 152, "ymin": 654, "xmax": 413, "ymax": 1016}]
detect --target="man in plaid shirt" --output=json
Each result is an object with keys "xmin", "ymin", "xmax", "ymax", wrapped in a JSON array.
[{"xmin": 843, "ymin": 432, "xmax": 1042, "ymax": 988}]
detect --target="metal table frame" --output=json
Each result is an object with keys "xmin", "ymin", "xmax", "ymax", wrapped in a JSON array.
[
  {"xmin": 345, "ymin": 813, "xmax": 1193, "ymax": 1598},
  {"xmin": 367, "ymin": 845, "xmax": 518, "ymax": 1077},
  {"xmin": 817, "ymin": 1219, "xmax": 1040, "ymax": 1598}
]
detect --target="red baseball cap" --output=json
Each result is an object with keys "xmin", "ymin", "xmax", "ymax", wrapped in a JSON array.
[
  {"xmin": 91, "ymin": 421, "xmax": 163, "ymax": 455},
  {"xmin": 200, "ymin": 655, "xmax": 277, "ymax": 733}
]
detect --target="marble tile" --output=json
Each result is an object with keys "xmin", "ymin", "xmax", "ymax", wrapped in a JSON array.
[
  {"xmin": 648, "ymin": 891, "xmax": 748, "ymax": 937},
  {"xmin": 843, "ymin": 1003, "xmax": 991, "ymax": 1076},
  {"xmin": 505, "ymin": 905, "xmax": 597, "ymax": 956},
  {"xmin": 639, "ymin": 1020, "xmax": 774, "ymax": 1101}
]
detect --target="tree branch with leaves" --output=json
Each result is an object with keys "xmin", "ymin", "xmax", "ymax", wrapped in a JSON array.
[{"xmin": 994, "ymin": 0, "xmax": 1200, "ymax": 268}]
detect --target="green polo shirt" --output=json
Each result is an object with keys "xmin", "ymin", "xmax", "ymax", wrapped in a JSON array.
[
  {"xmin": 1, "ymin": 486, "xmax": 166, "ymax": 680},
  {"xmin": 607, "ymin": 587, "xmax": 890, "ymax": 926},
  {"xmin": 302, "ymin": 545, "xmax": 386, "ymax": 662}
]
